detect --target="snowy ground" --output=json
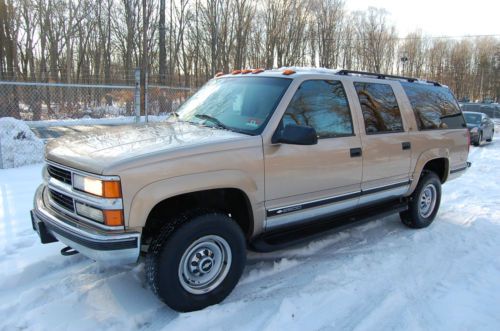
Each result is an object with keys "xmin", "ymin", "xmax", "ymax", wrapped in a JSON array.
[{"xmin": 1, "ymin": 143, "xmax": 500, "ymax": 331}]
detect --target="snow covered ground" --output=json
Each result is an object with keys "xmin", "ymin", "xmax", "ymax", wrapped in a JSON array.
[{"xmin": 1, "ymin": 142, "xmax": 500, "ymax": 330}]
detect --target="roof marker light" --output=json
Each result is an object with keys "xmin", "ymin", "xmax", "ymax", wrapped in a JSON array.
[
  {"xmin": 232, "ymin": 70, "xmax": 241, "ymax": 75},
  {"xmin": 282, "ymin": 69, "xmax": 296, "ymax": 75},
  {"xmin": 252, "ymin": 68, "xmax": 264, "ymax": 74},
  {"xmin": 241, "ymin": 69, "xmax": 252, "ymax": 74},
  {"xmin": 215, "ymin": 72, "xmax": 224, "ymax": 77}
]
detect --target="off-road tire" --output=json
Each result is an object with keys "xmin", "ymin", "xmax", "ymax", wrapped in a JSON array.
[
  {"xmin": 146, "ymin": 211, "xmax": 246, "ymax": 312},
  {"xmin": 400, "ymin": 172, "xmax": 441, "ymax": 229}
]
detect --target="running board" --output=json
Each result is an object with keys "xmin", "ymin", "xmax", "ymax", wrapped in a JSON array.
[{"xmin": 250, "ymin": 199, "xmax": 408, "ymax": 252}]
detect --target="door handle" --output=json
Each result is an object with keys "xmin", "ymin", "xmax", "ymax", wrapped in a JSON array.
[
  {"xmin": 350, "ymin": 147, "xmax": 362, "ymax": 157},
  {"xmin": 402, "ymin": 142, "xmax": 411, "ymax": 150}
]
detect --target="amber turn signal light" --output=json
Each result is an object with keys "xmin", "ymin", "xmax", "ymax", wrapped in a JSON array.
[
  {"xmin": 103, "ymin": 210, "xmax": 124, "ymax": 226},
  {"xmin": 103, "ymin": 181, "xmax": 122, "ymax": 198}
]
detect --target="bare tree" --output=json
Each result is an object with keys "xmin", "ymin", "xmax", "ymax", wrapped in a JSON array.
[{"xmin": 1, "ymin": 0, "xmax": 499, "ymax": 109}]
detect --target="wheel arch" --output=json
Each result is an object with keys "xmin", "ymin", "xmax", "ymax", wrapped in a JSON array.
[
  {"xmin": 408, "ymin": 149, "xmax": 450, "ymax": 194},
  {"xmin": 127, "ymin": 170, "xmax": 261, "ymax": 242}
]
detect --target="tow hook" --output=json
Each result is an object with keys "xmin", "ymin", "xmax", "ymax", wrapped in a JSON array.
[
  {"xmin": 467, "ymin": 161, "xmax": 472, "ymax": 168},
  {"xmin": 61, "ymin": 246, "xmax": 79, "ymax": 256}
]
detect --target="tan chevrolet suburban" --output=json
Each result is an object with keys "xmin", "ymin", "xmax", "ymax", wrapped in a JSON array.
[{"xmin": 31, "ymin": 68, "xmax": 470, "ymax": 312}]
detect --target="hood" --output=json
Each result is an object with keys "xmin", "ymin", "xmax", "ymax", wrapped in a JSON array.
[{"xmin": 46, "ymin": 121, "xmax": 251, "ymax": 174}]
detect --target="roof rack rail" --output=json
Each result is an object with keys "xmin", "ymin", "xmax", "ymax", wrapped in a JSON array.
[{"xmin": 336, "ymin": 69, "xmax": 442, "ymax": 86}]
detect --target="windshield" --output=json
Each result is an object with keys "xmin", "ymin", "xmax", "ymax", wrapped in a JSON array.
[
  {"xmin": 464, "ymin": 113, "xmax": 482, "ymax": 125},
  {"xmin": 175, "ymin": 77, "xmax": 292, "ymax": 135}
]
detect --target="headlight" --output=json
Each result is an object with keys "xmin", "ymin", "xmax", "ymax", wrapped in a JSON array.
[{"xmin": 73, "ymin": 174, "xmax": 122, "ymax": 198}]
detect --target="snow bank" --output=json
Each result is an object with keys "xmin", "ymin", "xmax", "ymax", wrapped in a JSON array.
[{"xmin": 0, "ymin": 117, "xmax": 44, "ymax": 169}]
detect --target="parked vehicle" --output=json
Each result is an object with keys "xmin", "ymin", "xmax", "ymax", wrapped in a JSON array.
[
  {"xmin": 463, "ymin": 111, "xmax": 494, "ymax": 146},
  {"xmin": 460, "ymin": 102, "xmax": 500, "ymax": 119},
  {"xmin": 31, "ymin": 68, "xmax": 470, "ymax": 312}
]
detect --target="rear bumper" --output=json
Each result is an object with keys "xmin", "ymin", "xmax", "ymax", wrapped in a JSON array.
[{"xmin": 32, "ymin": 185, "xmax": 140, "ymax": 264}]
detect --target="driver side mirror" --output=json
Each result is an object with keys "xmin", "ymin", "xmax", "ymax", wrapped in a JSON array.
[{"xmin": 272, "ymin": 124, "xmax": 318, "ymax": 145}]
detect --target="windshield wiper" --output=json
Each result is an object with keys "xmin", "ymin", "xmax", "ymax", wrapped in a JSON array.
[{"xmin": 194, "ymin": 114, "xmax": 229, "ymax": 130}]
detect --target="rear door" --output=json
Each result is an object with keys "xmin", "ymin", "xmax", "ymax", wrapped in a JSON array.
[{"xmin": 348, "ymin": 80, "xmax": 412, "ymax": 205}]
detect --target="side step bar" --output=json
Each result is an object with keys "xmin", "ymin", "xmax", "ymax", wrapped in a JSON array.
[{"xmin": 250, "ymin": 199, "xmax": 408, "ymax": 252}]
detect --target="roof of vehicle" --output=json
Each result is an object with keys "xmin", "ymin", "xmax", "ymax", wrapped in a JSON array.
[
  {"xmin": 216, "ymin": 67, "xmax": 446, "ymax": 88},
  {"xmin": 463, "ymin": 111, "xmax": 486, "ymax": 116}
]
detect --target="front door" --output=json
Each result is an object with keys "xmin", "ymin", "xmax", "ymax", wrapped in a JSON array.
[{"xmin": 264, "ymin": 79, "xmax": 363, "ymax": 230}]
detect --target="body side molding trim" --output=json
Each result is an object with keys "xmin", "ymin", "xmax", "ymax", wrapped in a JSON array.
[
  {"xmin": 266, "ymin": 180, "xmax": 411, "ymax": 218},
  {"xmin": 267, "ymin": 191, "xmax": 361, "ymax": 217},
  {"xmin": 450, "ymin": 165, "xmax": 468, "ymax": 174}
]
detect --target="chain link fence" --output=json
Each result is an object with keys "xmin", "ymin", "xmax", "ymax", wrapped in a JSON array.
[
  {"xmin": 0, "ymin": 78, "xmax": 194, "ymax": 168},
  {"xmin": 146, "ymin": 84, "xmax": 194, "ymax": 117},
  {"xmin": 0, "ymin": 81, "xmax": 193, "ymax": 121}
]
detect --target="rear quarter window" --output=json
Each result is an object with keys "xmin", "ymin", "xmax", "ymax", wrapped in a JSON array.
[{"xmin": 401, "ymin": 82, "xmax": 465, "ymax": 130}]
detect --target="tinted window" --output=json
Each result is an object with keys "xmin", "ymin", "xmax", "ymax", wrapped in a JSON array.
[
  {"xmin": 283, "ymin": 80, "xmax": 353, "ymax": 138},
  {"xmin": 177, "ymin": 77, "xmax": 291, "ymax": 135},
  {"xmin": 354, "ymin": 82, "xmax": 404, "ymax": 134},
  {"xmin": 401, "ymin": 82, "xmax": 465, "ymax": 130}
]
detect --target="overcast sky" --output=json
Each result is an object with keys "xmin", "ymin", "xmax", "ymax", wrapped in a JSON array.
[{"xmin": 346, "ymin": 0, "xmax": 500, "ymax": 37}]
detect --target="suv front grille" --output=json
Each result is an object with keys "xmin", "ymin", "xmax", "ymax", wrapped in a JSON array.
[
  {"xmin": 49, "ymin": 189, "xmax": 75, "ymax": 212},
  {"xmin": 47, "ymin": 164, "xmax": 72, "ymax": 185}
]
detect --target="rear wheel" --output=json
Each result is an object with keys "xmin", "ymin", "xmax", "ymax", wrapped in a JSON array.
[
  {"xmin": 400, "ymin": 172, "xmax": 441, "ymax": 229},
  {"xmin": 473, "ymin": 132, "xmax": 482, "ymax": 146},
  {"xmin": 146, "ymin": 211, "xmax": 246, "ymax": 312}
]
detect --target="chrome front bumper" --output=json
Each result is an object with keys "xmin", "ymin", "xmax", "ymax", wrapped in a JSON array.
[{"xmin": 32, "ymin": 185, "xmax": 141, "ymax": 264}]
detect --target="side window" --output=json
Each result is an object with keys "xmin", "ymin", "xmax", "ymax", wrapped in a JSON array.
[
  {"xmin": 354, "ymin": 82, "xmax": 404, "ymax": 134},
  {"xmin": 401, "ymin": 82, "xmax": 466, "ymax": 130},
  {"xmin": 283, "ymin": 80, "xmax": 353, "ymax": 138}
]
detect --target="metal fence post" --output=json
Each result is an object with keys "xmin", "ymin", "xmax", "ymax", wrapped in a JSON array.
[{"xmin": 134, "ymin": 68, "xmax": 141, "ymax": 122}]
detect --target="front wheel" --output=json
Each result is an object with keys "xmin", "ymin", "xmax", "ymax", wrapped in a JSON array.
[
  {"xmin": 146, "ymin": 212, "xmax": 246, "ymax": 312},
  {"xmin": 400, "ymin": 172, "xmax": 441, "ymax": 229}
]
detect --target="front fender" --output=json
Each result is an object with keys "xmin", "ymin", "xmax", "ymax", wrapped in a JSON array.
[{"xmin": 126, "ymin": 170, "xmax": 263, "ymax": 233}]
